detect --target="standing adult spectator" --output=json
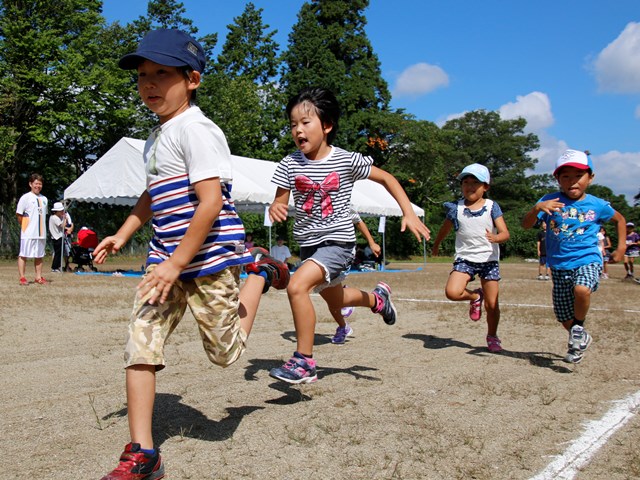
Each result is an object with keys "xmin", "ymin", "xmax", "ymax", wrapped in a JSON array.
[
  {"xmin": 49, "ymin": 202, "xmax": 66, "ymax": 272},
  {"xmin": 16, "ymin": 173, "xmax": 48, "ymax": 285}
]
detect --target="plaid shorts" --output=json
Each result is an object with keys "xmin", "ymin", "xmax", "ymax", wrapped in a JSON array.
[
  {"xmin": 452, "ymin": 258, "xmax": 501, "ymax": 282},
  {"xmin": 124, "ymin": 265, "xmax": 247, "ymax": 370},
  {"xmin": 551, "ymin": 262, "xmax": 602, "ymax": 323}
]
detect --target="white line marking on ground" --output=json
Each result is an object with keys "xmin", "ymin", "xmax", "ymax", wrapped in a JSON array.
[
  {"xmin": 395, "ymin": 297, "xmax": 640, "ymax": 314},
  {"xmin": 529, "ymin": 390, "xmax": 640, "ymax": 480}
]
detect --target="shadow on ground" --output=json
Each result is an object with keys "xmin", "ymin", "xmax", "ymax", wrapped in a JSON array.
[
  {"xmin": 105, "ymin": 393, "xmax": 264, "ymax": 446},
  {"xmin": 403, "ymin": 333, "xmax": 572, "ymax": 373}
]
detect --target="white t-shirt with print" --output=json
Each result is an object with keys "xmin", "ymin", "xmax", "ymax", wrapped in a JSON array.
[{"xmin": 16, "ymin": 192, "xmax": 48, "ymax": 240}]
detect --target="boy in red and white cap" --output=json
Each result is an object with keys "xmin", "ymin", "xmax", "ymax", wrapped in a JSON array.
[{"xmin": 522, "ymin": 149, "xmax": 627, "ymax": 363}]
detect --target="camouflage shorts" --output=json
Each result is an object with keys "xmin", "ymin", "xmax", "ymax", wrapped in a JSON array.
[{"xmin": 124, "ymin": 265, "xmax": 247, "ymax": 370}]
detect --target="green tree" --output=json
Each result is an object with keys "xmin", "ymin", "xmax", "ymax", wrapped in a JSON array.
[
  {"xmin": 200, "ymin": 2, "xmax": 285, "ymax": 161},
  {"xmin": 440, "ymin": 110, "xmax": 540, "ymax": 212},
  {"xmin": 216, "ymin": 2, "xmax": 278, "ymax": 84},
  {"xmin": 130, "ymin": 0, "xmax": 196, "ymax": 35},
  {"xmin": 0, "ymin": 0, "xmax": 136, "ymax": 206},
  {"xmin": 280, "ymin": 0, "xmax": 391, "ymax": 154}
]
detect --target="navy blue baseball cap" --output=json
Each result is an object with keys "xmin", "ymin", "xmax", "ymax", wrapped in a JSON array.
[{"xmin": 119, "ymin": 29, "xmax": 206, "ymax": 72}]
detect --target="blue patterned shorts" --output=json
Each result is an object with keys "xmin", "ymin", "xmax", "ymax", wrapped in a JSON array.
[
  {"xmin": 452, "ymin": 258, "xmax": 501, "ymax": 282},
  {"xmin": 551, "ymin": 262, "xmax": 602, "ymax": 323}
]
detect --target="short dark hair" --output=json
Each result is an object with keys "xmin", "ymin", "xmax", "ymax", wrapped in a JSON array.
[
  {"xmin": 286, "ymin": 87, "xmax": 340, "ymax": 144},
  {"xmin": 180, "ymin": 66, "xmax": 197, "ymax": 103},
  {"xmin": 29, "ymin": 173, "xmax": 43, "ymax": 183}
]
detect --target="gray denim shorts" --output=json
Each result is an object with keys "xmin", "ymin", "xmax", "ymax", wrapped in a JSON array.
[{"xmin": 300, "ymin": 241, "xmax": 355, "ymax": 292}]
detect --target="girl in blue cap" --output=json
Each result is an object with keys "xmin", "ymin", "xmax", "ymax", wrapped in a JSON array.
[{"xmin": 431, "ymin": 163, "xmax": 510, "ymax": 353}]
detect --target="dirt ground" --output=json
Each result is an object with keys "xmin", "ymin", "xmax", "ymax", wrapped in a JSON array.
[{"xmin": 1, "ymin": 258, "xmax": 639, "ymax": 480}]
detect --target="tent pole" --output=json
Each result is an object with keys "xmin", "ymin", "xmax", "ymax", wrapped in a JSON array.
[{"xmin": 423, "ymin": 236, "xmax": 427, "ymax": 265}]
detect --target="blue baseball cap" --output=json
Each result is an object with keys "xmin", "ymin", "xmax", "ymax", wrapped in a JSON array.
[
  {"xmin": 553, "ymin": 149, "xmax": 594, "ymax": 176},
  {"xmin": 119, "ymin": 29, "xmax": 206, "ymax": 72},
  {"xmin": 457, "ymin": 163, "xmax": 490, "ymax": 184}
]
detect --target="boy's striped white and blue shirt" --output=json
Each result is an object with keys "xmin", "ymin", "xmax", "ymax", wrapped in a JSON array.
[{"xmin": 143, "ymin": 107, "xmax": 251, "ymax": 280}]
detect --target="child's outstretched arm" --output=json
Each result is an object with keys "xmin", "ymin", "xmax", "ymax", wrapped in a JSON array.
[
  {"xmin": 486, "ymin": 216, "xmax": 510, "ymax": 243},
  {"xmin": 368, "ymin": 166, "xmax": 431, "ymax": 242},
  {"xmin": 355, "ymin": 220, "xmax": 381, "ymax": 257},
  {"xmin": 269, "ymin": 187, "xmax": 290, "ymax": 223},
  {"xmin": 93, "ymin": 191, "xmax": 153, "ymax": 264},
  {"xmin": 609, "ymin": 210, "xmax": 627, "ymax": 263},
  {"xmin": 522, "ymin": 198, "xmax": 565, "ymax": 229},
  {"xmin": 430, "ymin": 219, "xmax": 453, "ymax": 256}
]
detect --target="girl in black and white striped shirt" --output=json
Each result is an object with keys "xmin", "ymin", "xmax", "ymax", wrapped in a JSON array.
[{"xmin": 268, "ymin": 88, "xmax": 431, "ymax": 384}]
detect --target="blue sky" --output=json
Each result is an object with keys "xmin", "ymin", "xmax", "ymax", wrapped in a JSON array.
[{"xmin": 102, "ymin": 0, "xmax": 640, "ymax": 202}]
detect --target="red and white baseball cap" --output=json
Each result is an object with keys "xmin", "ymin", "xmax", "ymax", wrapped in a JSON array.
[{"xmin": 554, "ymin": 149, "xmax": 593, "ymax": 176}]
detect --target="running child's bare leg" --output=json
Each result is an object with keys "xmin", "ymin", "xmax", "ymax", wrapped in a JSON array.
[
  {"xmin": 287, "ymin": 261, "xmax": 325, "ymax": 356},
  {"xmin": 444, "ymin": 271, "xmax": 477, "ymax": 302},
  {"xmin": 341, "ymin": 285, "xmax": 377, "ymax": 308},
  {"xmin": 320, "ymin": 283, "xmax": 346, "ymax": 328},
  {"xmin": 238, "ymin": 275, "xmax": 266, "ymax": 336},
  {"xmin": 480, "ymin": 279, "xmax": 500, "ymax": 336},
  {"xmin": 240, "ymin": 247, "xmax": 290, "ymax": 335},
  {"xmin": 561, "ymin": 285, "xmax": 593, "ymax": 363},
  {"xmin": 561, "ymin": 285, "xmax": 591, "ymax": 332},
  {"xmin": 125, "ymin": 365, "xmax": 156, "ymax": 450}
]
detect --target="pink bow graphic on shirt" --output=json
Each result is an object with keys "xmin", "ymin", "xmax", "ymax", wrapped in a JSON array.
[{"xmin": 295, "ymin": 172, "xmax": 340, "ymax": 218}]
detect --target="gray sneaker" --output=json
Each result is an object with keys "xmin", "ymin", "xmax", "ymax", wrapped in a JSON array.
[
  {"xmin": 564, "ymin": 325, "xmax": 592, "ymax": 364},
  {"xmin": 372, "ymin": 282, "xmax": 397, "ymax": 325}
]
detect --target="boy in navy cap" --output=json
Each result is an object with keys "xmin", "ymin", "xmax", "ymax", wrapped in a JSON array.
[
  {"xmin": 95, "ymin": 29, "xmax": 289, "ymax": 480},
  {"xmin": 522, "ymin": 149, "xmax": 626, "ymax": 364}
]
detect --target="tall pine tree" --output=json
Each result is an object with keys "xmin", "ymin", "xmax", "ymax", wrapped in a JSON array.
[
  {"xmin": 280, "ymin": 0, "xmax": 391, "ymax": 156},
  {"xmin": 200, "ymin": 2, "xmax": 285, "ymax": 160}
]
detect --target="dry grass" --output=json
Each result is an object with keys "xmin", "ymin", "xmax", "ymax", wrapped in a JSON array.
[{"xmin": 0, "ymin": 258, "xmax": 639, "ymax": 479}]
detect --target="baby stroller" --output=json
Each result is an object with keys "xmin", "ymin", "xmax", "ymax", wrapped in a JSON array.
[{"xmin": 69, "ymin": 227, "xmax": 99, "ymax": 272}]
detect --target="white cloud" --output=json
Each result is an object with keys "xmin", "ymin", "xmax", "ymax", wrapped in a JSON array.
[
  {"xmin": 591, "ymin": 150, "xmax": 640, "ymax": 200},
  {"xmin": 435, "ymin": 110, "xmax": 466, "ymax": 127},
  {"xmin": 392, "ymin": 63, "xmax": 449, "ymax": 97},
  {"xmin": 495, "ymin": 94, "xmax": 639, "ymax": 202},
  {"xmin": 497, "ymin": 91, "xmax": 560, "ymax": 172},
  {"xmin": 530, "ymin": 136, "xmax": 640, "ymax": 202},
  {"xmin": 498, "ymin": 91, "xmax": 554, "ymax": 131},
  {"xmin": 529, "ymin": 132, "xmax": 569, "ymax": 175},
  {"xmin": 593, "ymin": 22, "xmax": 640, "ymax": 93}
]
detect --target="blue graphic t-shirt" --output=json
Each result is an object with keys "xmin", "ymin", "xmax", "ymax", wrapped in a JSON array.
[{"xmin": 537, "ymin": 192, "xmax": 615, "ymax": 270}]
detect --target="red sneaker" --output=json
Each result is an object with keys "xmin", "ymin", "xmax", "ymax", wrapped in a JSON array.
[
  {"xmin": 19, "ymin": 277, "xmax": 28, "ymax": 286},
  {"xmin": 34, "ymin": 277, "xmax": 48, "ymax": 285},
  {"xmin": 101, "ymin": 443, "xmax": 164, "ymax": 480},
  {"xmin": 245, "ymin": 247, "xmax": 290, "ymax": 293}
]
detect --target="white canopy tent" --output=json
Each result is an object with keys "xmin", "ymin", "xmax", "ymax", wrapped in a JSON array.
[
  {"xmin": 64, "ymin": 138, "xmax": 427, "ymax": 267},
  {"xmin": 64, "ymin": 137, "xmax": 424, "ymax": 217}
]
